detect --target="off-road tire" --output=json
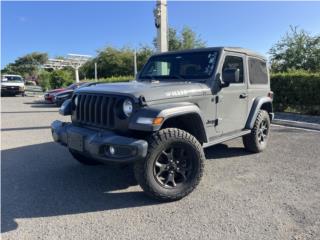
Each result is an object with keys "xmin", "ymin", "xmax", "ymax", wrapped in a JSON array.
[
  {"xmin": 134, "ymin": 128, "xmax": 205, "ymax": 202},
  {"xmin": 69, "ymin": 149, "xmax": 102, "ymax": 165},
  {"xmin": 243, "ymin": 110, "xmax": 270, "ymax": 153}
]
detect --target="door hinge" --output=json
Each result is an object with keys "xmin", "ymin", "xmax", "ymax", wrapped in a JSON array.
[
  {"xmin": 214, "ymin": 118, "xmax": 222, "ymax": 126},
  {"xmin": 216, "ymin": 95, "xmax": 223, "ymax": 103}
]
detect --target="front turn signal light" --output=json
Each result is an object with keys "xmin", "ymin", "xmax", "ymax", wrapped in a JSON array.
[{"xmin": 152, "ymin": 117, "xmax": 164, "ymax": 125}]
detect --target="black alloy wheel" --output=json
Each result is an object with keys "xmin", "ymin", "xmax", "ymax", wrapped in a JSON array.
[
  {"xmin": 134, "ymin": 128, "xmax": 204, "ymax": 201},
  {"xmin": 153, "ymin": 144, "xmax": 193, "ymax": 188}
]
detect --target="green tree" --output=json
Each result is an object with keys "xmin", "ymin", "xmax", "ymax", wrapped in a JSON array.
[
  {"xmin": 80, "ymin": 46, "xmax": 154, "ymax": 79},
  {"xmin": 168, "ymin": 27, "xmax": 182, "ymax": 51},
  {"xmin": 1, "ymin": 52, "xmax": 48, "ymax": 78},
  {"xmin": 38, "ymin": 70, "xmax": 51, "ymax": 91},
  {"xmin": 269, "ymin": 26, "xmax": 320, "ymax": 72},
  {"xmin": 49, "ymin": 69, "xmax": 74, "ymax": 89},
  {"xmin": 153, "ymin": 26, "xmax": 206, "ymax": 51},
  {"xmin": 136, "ymin": 45, "xmax": 154, "ymax": 71}
]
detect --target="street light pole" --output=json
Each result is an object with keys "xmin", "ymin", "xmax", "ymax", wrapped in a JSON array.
[
  {"xmin": 133, "ymin": 50, "xmax": 138, "ymax": 77},
  {"xmin": 75, "ymin": 67, "xmax": 80, "ymax": 83},
  {"xmin": 94, "ymin": 62, "xmax": 98, "ymax": 82}
]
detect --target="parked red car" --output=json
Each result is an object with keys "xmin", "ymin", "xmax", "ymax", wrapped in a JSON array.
[
  {"xmin": 44, "ymin": 83, "xmax": 86, "ymax": 103},
  {"xmin": 44, "ymin": 88, "xmax": 65, "ymax": 103}
]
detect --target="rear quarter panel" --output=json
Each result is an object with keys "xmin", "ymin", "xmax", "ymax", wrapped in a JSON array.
[{"xmin": 246, "ymin": 56, "xmax": 270, "ymax": 120}]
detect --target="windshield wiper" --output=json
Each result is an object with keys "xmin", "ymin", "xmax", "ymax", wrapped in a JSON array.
[
  {"xmin": 170, "ymin": 75, "xmax": 185, "ymax": 80},
  {"xmin": 139, "ymin": 75, "xmax": 158, "ymax": 82},
  {"xmin": 140, "ymin": 74, "xmax": 187, "ymax": 82}
]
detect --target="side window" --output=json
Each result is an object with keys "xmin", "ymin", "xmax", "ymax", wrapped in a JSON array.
[
  {"xmin": 222, "ymin": 56, "xmax": 244, "ymax": 83},
  {"xmin": 248, "ymin": 58, "xmax": 268, "ymax": 84}
]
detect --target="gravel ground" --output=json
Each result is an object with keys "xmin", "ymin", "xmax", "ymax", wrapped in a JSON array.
[{"xmin": 1, "ymin": 96, "xmax": 320, "ymax": 240}]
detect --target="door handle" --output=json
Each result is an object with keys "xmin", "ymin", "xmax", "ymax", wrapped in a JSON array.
[{"xmin": 240, "ymin": 93, "xmax": 248, "ymax": 99}]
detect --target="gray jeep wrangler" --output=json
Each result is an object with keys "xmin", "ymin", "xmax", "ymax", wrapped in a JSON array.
[{"xmin": 51, "ymin": 47, "xmax": 274, "ymax": 201}]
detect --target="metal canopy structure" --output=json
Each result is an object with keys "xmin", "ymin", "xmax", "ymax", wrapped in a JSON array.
[{"xmin": 43, "ymin": 54, "xmax": 91, "ymax": 83}]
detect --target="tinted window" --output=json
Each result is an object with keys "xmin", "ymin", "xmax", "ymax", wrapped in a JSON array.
[
  {"xmin": 222, "ymin": 56, "xmax": 244, "ymax": 83},
  {"xmin": 248, "ymin": 58, "xmax": 268, "ymax": 84},
  {"xmin": 139, "ymin": 51, "xmax": 218, "ymax": 81},
  {"xmin": 67, "ymin": 83, "xmax": 80, "ymax": 90},
  {"xmin": 1, "ymin": 76, "xmax": 23, "ymax": 82}
]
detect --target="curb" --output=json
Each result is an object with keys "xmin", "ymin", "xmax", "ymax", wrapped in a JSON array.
[{"xmin": 272, "ymin": 119, "xmax": 320, "ymax": 131}]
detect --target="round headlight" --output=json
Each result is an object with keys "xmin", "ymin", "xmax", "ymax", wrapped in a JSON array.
[
  {"xmin": 74, "ymin": 95, "xmax": 78, "ymax": 106},
  {"xmin": 123, "ymin": 99, "xmax": 133, "ymax": 117}
]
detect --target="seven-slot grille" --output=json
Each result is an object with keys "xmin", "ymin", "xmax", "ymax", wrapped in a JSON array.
[{"xmin": 74, "ymin": 94, "xmax": 120, "ymax": 129}]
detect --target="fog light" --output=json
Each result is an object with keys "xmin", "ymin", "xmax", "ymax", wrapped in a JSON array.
[{"xmin": 109, "ymin": 146, "xmax": 115, "ymax": 155}]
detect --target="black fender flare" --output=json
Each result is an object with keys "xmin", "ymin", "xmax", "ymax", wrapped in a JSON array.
[
  {"xmin": 245, "ymin": 97, "xmax": 273, "ymax": 129},
  {"xmin": 129, "ymin": 102, "xmax": 208, "ymax": 142}
]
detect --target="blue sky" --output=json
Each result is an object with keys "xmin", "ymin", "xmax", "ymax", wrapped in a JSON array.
[{"xmin": 2, "ymin": 1, "xmax": 320, "ymax": 68}]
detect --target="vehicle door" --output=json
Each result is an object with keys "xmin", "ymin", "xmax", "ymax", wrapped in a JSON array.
[{"xmin": 216, "ymin": 53, "xmax": 248, "ymax": 134}]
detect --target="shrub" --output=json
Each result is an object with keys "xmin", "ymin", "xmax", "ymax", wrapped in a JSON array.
[
  {"xmin": 38, "ymin": 70, "xmax": 51, "ymax": 91},
  {"xmin": 84, "ymin": 75, "xmax": 133, "ymax": 83},
  {"xmin": 49, "ymin": 69, "xmax": 73, "ymax": 89},
  {"xmin": 271, "ymin": 70, "xmax": 320, "ymax": 115},
  {"xmin": 98, "ymin": 75, "xmax": 133, "ymax": 83}
]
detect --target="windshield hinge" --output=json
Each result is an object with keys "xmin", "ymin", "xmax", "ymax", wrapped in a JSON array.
[{"xmin": 139, "ymin": 95, "xmax": 147, "ymax": 106}]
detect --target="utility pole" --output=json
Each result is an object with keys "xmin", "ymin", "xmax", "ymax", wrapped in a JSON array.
[
  {"xmin": 154, "ymin": 0, "xmax": 168, "ymax": 53},
  {"xmin": 133, "ymin": 50, "xmax": 138, "ymax": 76},
  {"xmin": 94, "ymin": 62, "xmax": 98, "ymax": 81},
  {"xmin": 75, "ymin": 67, "xmax": 80, "ymax": 83}
]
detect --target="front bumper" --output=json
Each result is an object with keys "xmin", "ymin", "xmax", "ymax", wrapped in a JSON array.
[
  {"xmin": 55, "ymin": 97, "xmax": 68, "ymax": 106},
  {"xmin": 45, "ymin": 95, "xmax": 55, "ymax": 103},
  {"xmin": 1, "ymin": 88, "xmax": 24, "ymax": 94},
  {"xmin": 51, "ymin": 120, "xmax": 148, "ymax": 163}
]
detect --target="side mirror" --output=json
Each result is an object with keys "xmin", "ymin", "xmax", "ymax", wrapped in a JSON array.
[{"xmin": 221, "ymin": 68, "xmax": 240, "ymax": 87}]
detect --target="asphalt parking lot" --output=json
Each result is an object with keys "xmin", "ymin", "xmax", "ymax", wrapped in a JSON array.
[{"xmin": 1, "ymin": 96, "xmax": 320, "ymax": 240}]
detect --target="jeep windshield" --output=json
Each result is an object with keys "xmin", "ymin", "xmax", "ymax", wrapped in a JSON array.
[
  {"xmin": 1, "ymin": 76, "xmax": 23, "ymax": 82},
  {"xmin": 139, "ymin": 51, "xmax": 218, "ymax": 81}
]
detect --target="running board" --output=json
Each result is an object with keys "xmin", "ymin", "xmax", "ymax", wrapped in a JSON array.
[{"xmin": 203, "ymin": 129, "xmax": 251, "ymax": 148}]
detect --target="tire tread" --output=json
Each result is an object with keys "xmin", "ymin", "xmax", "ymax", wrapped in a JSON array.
[
  {"xmin": 134, "ymin": 128, "xmax": 205, "ymax": 201},
  {"xmin": 243, "ymin": 110, "xmax": 270, "ymax": 153}
]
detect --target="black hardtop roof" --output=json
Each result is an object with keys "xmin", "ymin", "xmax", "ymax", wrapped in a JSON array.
[{"xmin": 153, "ymin": 47, "xmax": 266, "ymax": 61}]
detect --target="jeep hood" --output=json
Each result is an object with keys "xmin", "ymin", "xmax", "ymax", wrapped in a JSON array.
[
  {"xmin": 56, "ymin": 89, "xmax": 74, "ymax": 96},
  {"xmin": 76, "ymin": 81, "xmax": 211, "ymax": 102}
]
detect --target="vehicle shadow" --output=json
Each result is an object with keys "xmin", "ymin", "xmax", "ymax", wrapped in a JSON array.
[
  {"xmin": 24, "ymin": 100, "xmax": 58, "ymax": 108},
  {"xmin": 1, "ymin": 142, "xmax": 159, "ymax": 233},
  {"xmin": 31, "ymin": 104, "xmax": 58, "ymax": 108},
  {"xmin": 24, "ymin": 100, "xmax": 46, "ymax": 104},
  {"xmin": 2, "ymin": 141, "xmax": 255, "ymax": 233},
  {"xmin": 204, "ymin": 143, "xmax": 253, "ymax": 159}
]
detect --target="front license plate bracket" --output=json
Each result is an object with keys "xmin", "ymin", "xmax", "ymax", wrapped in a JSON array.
[{"xmin": 68, "ymin": 132, "xmax": 84, "ymax": 152}]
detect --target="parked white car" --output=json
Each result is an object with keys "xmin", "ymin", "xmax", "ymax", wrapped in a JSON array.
[{"xmin": 1, "ymin": 74, "xmax": 25, "ymax": 96}]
